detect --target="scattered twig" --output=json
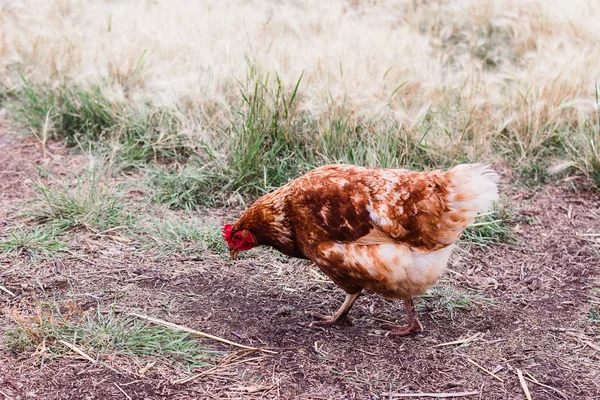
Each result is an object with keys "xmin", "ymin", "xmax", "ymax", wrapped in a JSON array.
[
  {"xmin": 88, "ymin": 226, "xmax": 132, "ymax": 243},
  {"xmin": 128, "ymin": 312, "xmax": 277, "ymax": 354},
  {"xmin": 0, "ymin": 389, "xmax": 15, "ymax": 400},
  {"xmin": 90, "ymin": 226, "xmax": 129, "ymax": 237},
  {"xmin": 123, "ymin": 276, "xmax": 160, "ymax": 283},
  {"xmin": 517, "ymin": 369, "xmax": 533, "ymax": 400},
  {"xmin": 466, "ymin": 358, "xmax": 504, "ymax": 382},
  {"xmin": 433, "ymin": 332, "xmax": 481, "ymax": 347},
  {"xmin": 565, "ymin": 331, "xmax": 588, "ymax": 339},
  {"xmin": 550, "ymin": 327, "xmax": 581, "ymax": 333},
  {"xmin": 355, "ymin": 348, "xmax": 378, "ymax": 356},
  {"xmin": 229, "ymin": 384, "xmax": 275, "ymax": 393},
  {"xmin": 175, "ymin": 366, "xmax": 220, "ymax": 385},
  {"xmin": 0, "ymin": 285, "xmax": 16, "ymax": 297},
  {"xmin": 523, "ymin": 372, "xmax": 568, "ymax": 400},
  {"xmin": 58, "ymin": 340, "xmax": 96, "ymax": 364},
  {"xmin": 314, "ymin": 341, "xmax": 328, "ymax": 357},
  {"xmin": 98, "ymin": 234, "xmax": 132, "ymax": 243},
  {"xmin": 63, "ymin": 250, "xmax": 97, "ymax": 266},
  {"xmin": 138, "ymin": 361, "xmax": 156, "ymax": 375},
  {"xmin": 114, "ymin": 383, "xmax": 132, "ymax": 400},
  {"xmin": 562, "ymin": 331, "xmax": 600, "ymax": 352},
  {"xmin": 381, "ymin": 391, "xmax": 479, "ymax": 398},
  {"xmin": 583, "ymin": 341, "xmax": 600, "ymax": 352},
  {"xmin": 174, "ymin": 356, "xmax": 265, "ymax": 384},
  {"xmin": 507, "ymin": 364, "xmax": 568, "ymax": 399}
]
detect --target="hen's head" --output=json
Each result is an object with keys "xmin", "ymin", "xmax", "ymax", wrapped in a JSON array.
[{"xmin": 223, "ymin": 224, "xmax": 256, "ymax": 259}]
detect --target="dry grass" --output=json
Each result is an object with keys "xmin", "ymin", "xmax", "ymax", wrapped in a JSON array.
[
  {"xmin": 2, "ymin": 0, "xmax": 599, "ymax": 110},
  {"xmin": 1, "ymin": 0, "xmax": 599, "ymax": 185}
]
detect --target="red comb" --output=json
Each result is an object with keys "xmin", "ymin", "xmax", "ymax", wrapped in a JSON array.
[{"xmin": 223, "ymin": 224, "xmax": 233, "ymax": 241}]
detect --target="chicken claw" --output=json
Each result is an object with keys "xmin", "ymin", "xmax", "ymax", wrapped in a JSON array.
[
  {"xmin": 309, "ymin": 312, "xmax": 353, "ymax": 327},
  {"xmin": 381, "ymin": 297, "xmax": 422, "ymax": 336},
  {"xmin": 308, "ymin": 292, "xmax": 361, "ymax": 328}
]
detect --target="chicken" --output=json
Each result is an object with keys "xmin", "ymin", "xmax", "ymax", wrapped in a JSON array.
[{"xmin": 223, "ymin": 164, "xmax": 499, "ymax": 336}]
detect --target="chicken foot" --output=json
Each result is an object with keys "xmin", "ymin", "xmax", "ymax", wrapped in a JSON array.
[
  {"xmin": 310, "ymin": 292, "xmax": 361, "ymax": 327},
  {"xmin": 381, "ymin": 297, "xmax": 422, "ymax": 336}
]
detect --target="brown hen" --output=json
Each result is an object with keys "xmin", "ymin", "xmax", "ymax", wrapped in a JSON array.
[{"xmin": 223, "ymin": 164, "xmax": 499, "ymax": 336}]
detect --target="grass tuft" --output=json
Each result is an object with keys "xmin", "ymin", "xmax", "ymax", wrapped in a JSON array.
[
  {"xmin": 226, "ymin": 70, "xmax": 309, "ymax": 195},
  {"xmin": 141, "ymin": 215, "xmax": 227, "ymax": 256},
  {"xmin": 145, "ymin": 165, "xmax": 230, "ymax": 209},
  {"xmin": 9, "ymin": 78, "xmax": 119, "ymax": 146},
  {"xmin": 417, "ymin": 285, "xmax": 494, "ymax": 320},
  {"xmin": 225, "ymin": 67, "xmax": 448, "ymax": 197},
  {"xmin": 0, "ymin": 226, "xmax": 65, "ymax": 258},
  {"xmin": 589, "ymin": 288, "xmax": 600, "ymax": 328},
  {"xmin": 25, "ymin": 165, "xmax": 130, "ymax": 231},
  {"xmin": 8, "ymin": 79, "xmax": 201, "ymax": 167},
  {"xmin": 113, "ymin": 106, "xmax": 199, "ymax": 167},
  {"xmin": 563, "ymin": 96, "xmax": 600, "ymax": 185},
  {"xmin": 461, "ymin": 206, "xmax": 516, "ymax": 248},
  {"xmin": 5, "ymin": 300, "xmax": 217, "ymax": 370}
]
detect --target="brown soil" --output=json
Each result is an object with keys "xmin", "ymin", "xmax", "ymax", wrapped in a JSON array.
[{"xmin": 0, "ymin": 121, "xmax": 599, "ymax": 399}]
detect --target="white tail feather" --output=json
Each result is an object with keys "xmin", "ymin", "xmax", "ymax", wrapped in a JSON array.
[{"xmin": 446, "ymin": 164, "xmax": 499, "ymax": 214}]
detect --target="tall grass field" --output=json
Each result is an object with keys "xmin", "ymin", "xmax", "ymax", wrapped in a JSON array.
[{"xmin": 1, "ymin": 0, "xmax": 599, "ymax": 201}]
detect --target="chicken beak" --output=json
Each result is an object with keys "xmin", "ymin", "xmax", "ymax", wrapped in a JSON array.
[{"xmin": 230, "ymin": 249, "xmax": 239, "ymax": 260}]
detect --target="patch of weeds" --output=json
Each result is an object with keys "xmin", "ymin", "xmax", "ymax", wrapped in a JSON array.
[
  {"xmin": 581, "ymin": 231, "xmax": 599, "ymax": 257},
  {"xmin": 8, "ymin": 78, "xmax": 201, "ymax": 167},
  {"xmin": 7, "ymin": 68, "xmax": 598, "ymax": 197},
  {"xmin": 5, "ymin": 301, "xmax": 217, "ymax": 371},
  {"xmin": 10, "ymin": 70, "xmax": 493, "ymax": 203},
  {"xmin": 0, "ymin": 226, "xmax": 66, "ymax": 259},
  {"xmin": 141, "ymin": 215, "xmax": 227, "ymax": 256},
  {"xmin": 198, "ymin": 220, "xmax": 228, "ymax": 253},
  {"xmin": 494, "ymin": 82, "xmax": 579, "ymax": 178},
  {"xmin": 589, "ymin": 308, "xmax": 600, "ymax": 328},
  {"xmin": 9, "ymin": 78, "xmax": 120, "ymax": 145},
  {"xmin": 589, "ymin": 286, "xmax": 600, "ymax": 330},
  {"xmin": 417, "ymin": 285, "xmax": 494, "ymax": 320},
  {"xmin": 0, "ymin": 84, "xmax": 7, "ymax": 107},
  {"xmin": 226, "ymin": 64, "xmax": 446, "ymax": 197},
  {"xmin": 146, "ymin": 165, "xmax": 231, "ymax": 209},
  {"xmin": 563, "ymin": 89, "xmax": 600, "ymax": 187},
  {"xmin": 589, "ymin": 306, "xmax": 600, "ymax": 324},
  {"xmin": 112, "ymin": 107, "xmax": 196, "ymax": 167},
  {"xmin": 26, "ymin": 165, "xmax": 131, "ymax": 231},
  {"xmin": 227, "ymin": 69, "xmax": 309, "ymax": 196},
  {"xmin": 517, "ymin": 163, "xmax": 551, "ymax": 189},
  {"xmin": 589, "ymin": 311, "xmax": 600, "ymax": 334},
  {"xmin": 461, "ymin": 203, "xmax": 516, "ymax": 247}
]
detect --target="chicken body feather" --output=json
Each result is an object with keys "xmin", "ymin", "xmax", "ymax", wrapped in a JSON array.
[{"xmin": 228, "ymin": 164, "xmax": 499, "ymax": 334}]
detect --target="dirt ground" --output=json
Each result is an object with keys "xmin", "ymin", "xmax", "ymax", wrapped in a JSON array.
[{"xmin": 0, "ymin": 122, "xmax": 599, "ymax": 399}]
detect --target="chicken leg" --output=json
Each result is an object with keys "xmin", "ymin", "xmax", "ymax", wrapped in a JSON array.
[
  {"xmin": 310, "ymin": 292, "xmax": 361, "ymax": 327},
  {"xmin": 381, "ymin": 297, "xmax": 422, "ymax": 336}
]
